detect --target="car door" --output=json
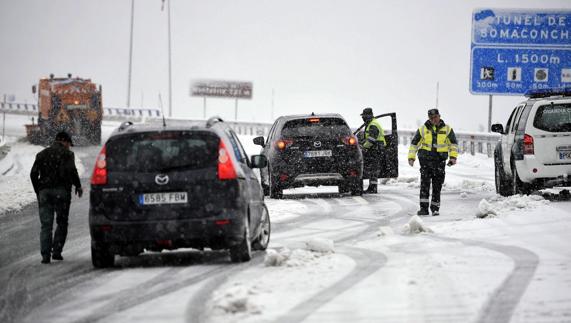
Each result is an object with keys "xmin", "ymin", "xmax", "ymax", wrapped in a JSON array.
[
  {"xmin": 502, "ymin": 104, "xmax": 524, "ymax": 176},
  {"xmin": 228, "ymin": 130, "xmax": 263, "ymax": 229},
  {"xmin": 260, "ymin": 119, "xmax": 279, "ymax": 187},
  {"xmin": 353, "ymin": 113, "xmax": 399, "ymax": 178}
]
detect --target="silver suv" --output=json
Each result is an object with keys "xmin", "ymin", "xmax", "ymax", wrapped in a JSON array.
[{"xmin": 492, "ymin": 89, "xmax": 571, "ymax": 196}]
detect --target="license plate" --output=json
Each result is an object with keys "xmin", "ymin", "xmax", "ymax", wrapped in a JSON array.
[
  {"xmin": 304, "ymin": 150, "xmax": 332, "ymax": 158},
  {"xmin": 139, "ymin": 192, "xmax": 188, "ymax": 205},
  {"xmin": 557, "ymin": 146, "xmax": 571, "ymax": 160}
]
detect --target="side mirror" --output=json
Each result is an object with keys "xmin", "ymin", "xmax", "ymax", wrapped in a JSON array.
[
  {"xmin": 253, "ymin": 136, "xmax": 265, "ymax": 147},
  {"xmin": 491, "ymin": 124, "xmax": 504, "ymax": 134},
  {"xmin": 32, "ymin": 85, "xmax": 37, "ymax": 94},
  {"xmin": 250, "ymin": 155, "xmax": 268, "ymax": 169}
]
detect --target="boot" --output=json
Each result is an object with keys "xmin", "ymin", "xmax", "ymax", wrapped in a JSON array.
[
  {"xmin": 417, "ymin": 208, "xmax": 429, "ymax": 216},
  {"xmin": 365, "ymin": 181, "xmax": 378, "ymax": 194},
  {"xmin": 432, "ymin": 210, "xmax": 440, "ymax": 216}
]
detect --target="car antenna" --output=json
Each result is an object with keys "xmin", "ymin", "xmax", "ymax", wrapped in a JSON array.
[{"xmin": 158, "ymin": 93, "xmax": 167, "ymax": 127}]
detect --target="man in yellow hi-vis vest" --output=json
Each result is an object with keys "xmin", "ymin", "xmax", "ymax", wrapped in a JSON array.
[
  {"xmin": 360, "ymin": 107, "xmax": 386, "ymax": 194},
  {"xmin": 408, "ymin": 109, "xmax": 458, "ymax": 216}
]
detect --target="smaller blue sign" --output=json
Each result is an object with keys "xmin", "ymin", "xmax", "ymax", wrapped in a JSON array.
[
  {"xmin": 473, "ymin": 9, "xmax": 571, "ymax": 47},
  {"xmin": 470, "ymin": 47, "xmax": 571, "ymax": 95}
]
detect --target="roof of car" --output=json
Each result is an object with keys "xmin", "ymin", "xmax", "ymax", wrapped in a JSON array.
[
  {"xmin": 277, "ymin": 113, "xmax": 345, "ymax": 121},
  {"xmin": 109, "ymin": 119, "xmax": 227, "ymax": 138}
]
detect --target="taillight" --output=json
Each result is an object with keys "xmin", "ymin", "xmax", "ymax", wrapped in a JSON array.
[
  {"xmin": 342, "ymin": 135, "xmax": 357, "ymax": 145},
  {"xmin": 218, "ymin": 140, "xmax": 237, "ymax": 180},
  {"xmin": 91, "ymin": 145, "xmax": 107, "ymax": 185},
  {"xmin": 523, "ymin": 134, "xmax": 534, "ymax": 155},
  {"xmin": 275, "ymin": 139, "xmax": 293, "ymax": 151}
]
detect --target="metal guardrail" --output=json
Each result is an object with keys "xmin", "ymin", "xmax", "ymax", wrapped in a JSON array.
[
  {"xmin": 399, "ymin": 129, "xmax": 500, "ymax": 157},
  {"xmin": 0, "ymin": 102, "xmax": 162, "ymax": 120},
  {"xmin": 1, "ymin": 103, "xmax": 499, "ymax": 156}
]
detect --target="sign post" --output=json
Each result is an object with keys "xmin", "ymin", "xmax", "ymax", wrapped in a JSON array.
[
  {"xmin": 470, "ymin": 9, "xmax": 571, "ymax": 131},
  {"xmin": 190, "ymin": 79, "xmax": 253, "ymax": 121}
]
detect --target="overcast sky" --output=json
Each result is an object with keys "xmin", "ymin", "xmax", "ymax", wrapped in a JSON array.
[{"xmin": 0, "ymin": 0, "xmax": 569, "ymax": 131}]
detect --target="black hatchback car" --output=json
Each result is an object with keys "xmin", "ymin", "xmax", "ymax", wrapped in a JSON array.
[
  {"xmin": 254, "ymin": 113, "xmax": 363, "ymax": 197},
  {"xmin": 89, "ymin": 117, "xmax": 270, "ymax": 268}
]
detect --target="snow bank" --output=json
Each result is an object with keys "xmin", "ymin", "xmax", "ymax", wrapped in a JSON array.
[
  {"xmin": 0, "ymin": 141, "xmax": 84, "ymax": 215},
  {"xmin": 212, "ymin": 283, "xmax": 262, "ymax": 315},
  {"xmin": 401, "ymin": 215, "xmax": 434, "ymax": 234},
  {"xmin": 264, "ymin": 238, "xmax": 335, "ymax": 267},
  {"xmin": 475, "ymin": 194, "xmax": 549, "ymax": 218}
]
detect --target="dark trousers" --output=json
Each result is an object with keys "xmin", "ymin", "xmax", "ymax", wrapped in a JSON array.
[
  {"xmin": 419, "ymin": 158, "xmax": 446, "ymax": 212},
  {"xmin": 38, "ymin": 188, "xmax": 71, "ymax": 258},
  {"xmin": 363, "ymin": 145, "xmax": 383, "ymax": 180}
]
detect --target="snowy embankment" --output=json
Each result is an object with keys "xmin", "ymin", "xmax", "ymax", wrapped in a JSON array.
[{"xmin": 0, "ymin": 121, "xmax": 120, "ymax": 215}]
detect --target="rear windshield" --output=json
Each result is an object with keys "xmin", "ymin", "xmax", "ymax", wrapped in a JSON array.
[
  {"xmin": 281, "ymin": 118, "xmax": 351, "ymax": 138},
  {"xmin": 533, "ymin": 104, "xmax": 571, "ymax": 132},
  {"xmin": 107, "ymin": 131, "xmax": 219, "ymax": 172}
]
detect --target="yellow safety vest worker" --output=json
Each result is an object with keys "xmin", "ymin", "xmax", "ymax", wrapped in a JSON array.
[
  {"xmin": 363, "ymin": 118, "xmax": 386, "ymax": 149},
  {"xmin": 408, "ymin": 122, "xmax": 458, "ymax": 160}
]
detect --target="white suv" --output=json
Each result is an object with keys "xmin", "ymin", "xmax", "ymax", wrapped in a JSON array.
[{"xmin": 492, "ymin": 89, "xmax": 571, "ymax": 196}]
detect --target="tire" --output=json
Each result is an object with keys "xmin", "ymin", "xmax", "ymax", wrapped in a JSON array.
[
  {"xmin": 269, "ymin": 173, "xmax": 283, "ymax": 199},
  {"xmin": 230, "ymin": 218, "xmax": 252, "ymax": 262},
  {"xmin": 338, "ymin": 182, "xmax": 350, "ymax": 194},
  {"xmin": 91, "ymin": 127, "xmax": 101, "ymax": 145},
  {"xmin": 252, "ymin": 206, "xmax": 271, "ymax": 251},
  {"xmin": 495, "ymin": 157, "xmax": 511, "ymax": 197},
  {"xmin": 262, "ymin": 180, "xmax": 270, "ymax": 197},
  {"xmin": 91, "ymin": 242, "xmax": 114, "ymax": 268},
  {"xmin": 350, "ymin": 179, "xmax": 363, "ymax": 196},
  {"xmin": 512, "ymin": 166, "xmax": 531, "ymax": 196}
]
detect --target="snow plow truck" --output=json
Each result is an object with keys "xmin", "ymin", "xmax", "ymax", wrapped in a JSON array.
[{"xmin": 26, "ymin": 74, "xmax": 103, "ymax": 146}]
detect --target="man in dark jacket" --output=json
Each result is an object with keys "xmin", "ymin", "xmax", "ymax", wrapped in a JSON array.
[
  {"xmin": 30, "ymin": 131, "xmax": 83, "ymax": 264},
  {"xmin": 408, "ymin": 109, "xmax": 458, "ymax": 216}
]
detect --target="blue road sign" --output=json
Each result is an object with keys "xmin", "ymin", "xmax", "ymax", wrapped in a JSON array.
[
  {"xmin": 470, "ymin": 9, "xmax": 571, "ymax": 95},
  {"xmin": 471, "ymin": 47, "xmax": 571, "ymax": 95}
]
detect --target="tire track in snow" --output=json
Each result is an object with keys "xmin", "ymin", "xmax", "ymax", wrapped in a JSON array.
[
  {"xmin": 427, "ymin": 236, "xmax": 539, "ymax": 323},
  {"xmin": 194, "ymin": 194, "xmax": 407, "ymax": 323},
  {"xmin": 272, "ymin": 247, "xmax": 387, "ymax": 323},
  {"xmin": 73, "ymin": 255, "xmax": 265, "ymax": 323}
]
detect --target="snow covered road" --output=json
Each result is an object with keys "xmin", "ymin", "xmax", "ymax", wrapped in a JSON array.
[{"xmin": 0, "ymin": 118, "xmax": 570, "ymax": 323}]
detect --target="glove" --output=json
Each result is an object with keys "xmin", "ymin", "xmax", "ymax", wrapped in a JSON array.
[
  {"xmin": 75, "ymin": 187, "xmax": 83, "ymax": 198},
  {"xmin": 447, "ymin": 158, "xmax": 457, "ymax": 166},
  {"xmin": 408, "ymin": 159, "xmax": 415, "ymax": 167}
]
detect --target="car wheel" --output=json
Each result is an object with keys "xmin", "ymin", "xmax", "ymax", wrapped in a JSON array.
[
  {"xmin": 269, "ymin": 173, "xmax": 283, "ymax": 199},
  {"xmin": 252, "ymin": 205, "xmax": 271, "ymax": 251},
  {"xmin": 350, "ymin": 179, "xmax": 363, "ymax": 196},
  {"xmin": 338, "ymin": 182, "xmax": 350, "ymax": 194},
  {"xmin": 511, "ymin": 166, "xmax": 531, "ymax": 196},
  {"xmin": 91, "ymin": 242, "xmax": 114, "ymax": 268},
  {"xmin": 230, "ymin": 218, "xmax": 252, "ymax": 262},
  {"xmin": 495, "ymin": 157, "xmax": 511, "ymax": 197}
]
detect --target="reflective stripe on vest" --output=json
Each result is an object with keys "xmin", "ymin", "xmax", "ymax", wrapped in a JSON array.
[
  {"xmin": 408, "ymin": 123, "xmax": 457, "ymax": 159},
  {"xmin": 363, "ymin": 118, "xmax": 386, "ymax": 148}
]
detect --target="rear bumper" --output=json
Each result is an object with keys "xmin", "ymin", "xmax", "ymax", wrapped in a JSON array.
[
  {"xmin": 271, "ymin": 156, "xmax": 363, "ymax": 188},
  {"xmin": 515, "ymin": 156, "xmax": 571, "ymax": 187},
  {"xmin": 89, "ymin": 211, "xmax": 245, "ymax": 253}
]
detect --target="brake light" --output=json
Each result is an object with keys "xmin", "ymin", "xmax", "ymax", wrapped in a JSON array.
[
  {"xmin": 218, "ymin": 140, "xmax": 237, "ymax": 180},
  {"xmin": 275, "ymin": 139, "xmax": 293, "ymax": 151},
  {"xmin": 523, "ymin": 134, "xmax": 534, "ymax": 155},
  {"xmin": 91, "ymin": 145, "xmax": 107, "ymax": 185},
  {"xmin": 308, "ymin": 118, "xmax": 320, "ymax": 123},
  {"xmin": 342, "ymin": 135, "xmax": 357, "ymax": 145}
]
